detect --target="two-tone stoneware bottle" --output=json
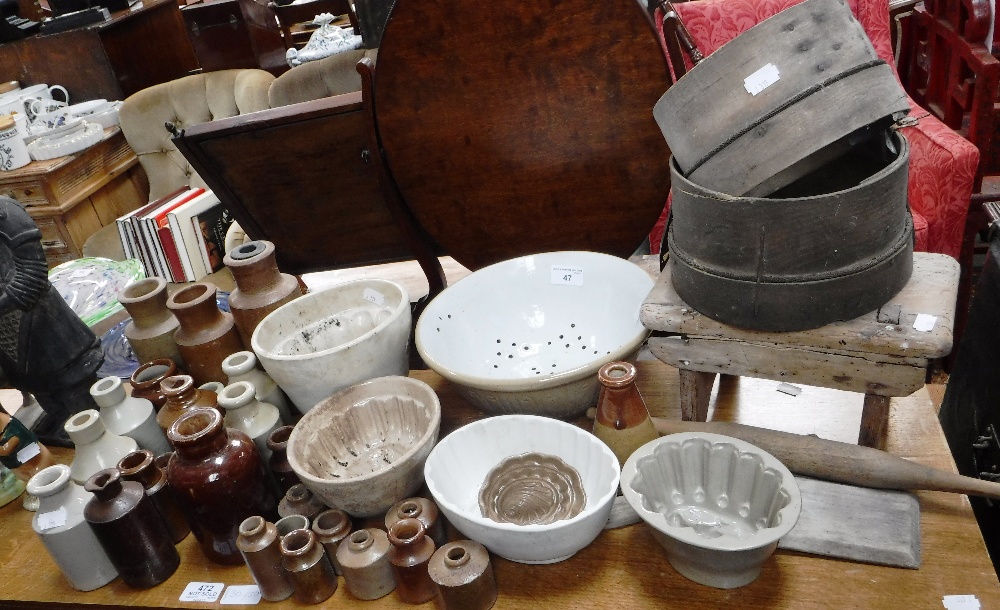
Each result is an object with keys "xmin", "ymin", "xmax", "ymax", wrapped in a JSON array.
[
  {"xmin": 166, "ymin": 282, "xmax": 244, "ymax": 386},
  {"xmin": 118, "ymin": 277, "xmax": 184, "ymax": 366},
  {"xmin": 224, "ymin": 240, "xmax": 302, "ymax": 347}
]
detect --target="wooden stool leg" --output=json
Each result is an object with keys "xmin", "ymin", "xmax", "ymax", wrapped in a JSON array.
[
  {"xmin": 679, "ymin": 370, "xmax": 716, "ymax": 421},
  {"xmin": 859, "ymin": 394, "xmax": 891, "ymax": 449}
]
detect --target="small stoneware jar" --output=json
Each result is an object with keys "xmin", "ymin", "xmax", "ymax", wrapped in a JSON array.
[
  {"xmin": 222, "ymin": 351, "xmax": 294, "ymax": 424},
  {"xmin": 428, "ymin": 540, "xmax": 498, "ymax": 610},
  {"xmin": 83, "ymin": 468, "xmax": 179, "ymax": 589},
  {"xmin": 275, "ymin": 513, "xmax": 309, "ymax": 538},
  {"xmin": 91, "ymin": 377, "xmax": 170, "ymax": 456},
  {"xmin": 591, "ymin": 361, "xmax": 659, "ymax": 468},
  {"xmin": 224, "ymin": 240, "xmax": 302, "ymax": 347},
  {"xmin": 27, "ymin": 464, "xmax": 118, "ymax": 591},
  {"xmin": 198, "ymin": 381, "xmax": 225, "ymax": 394},
  {"xmin": 311, "ymin": 508, "xmax": 351, "ymax": 574},
  {"xmin": 385, "ymin": 497, "xmax": 447, "ymax": 548},
  {"xmin": 387, "ymin": 518, "xmax": 438, "ymax": 604},
  {"xmin": 130, "ymin": 359, "xmax": 182, "ymax": 411},
  {"xmin": 279, "ymin": 483, "xmax": 326, "ymax": 521},
  {"xmin": 65, "ymin": 410, "xmax": 138, "ymax": 486},
  {"xmin": 218, "ymin": 381, "xmax": 283, "ymax": 462},
  {"xmin": 157, "ymin": 375, "xmax": 218, "ymax": 436},
  {"xmin": 280, "ymin": 528, "xmax": 338, "ymax": 604},
  {"xmin": 237, "ymin": 516, "xmax": 294, "ymax": 602},
  {"xmin": 266, "ymin": 426, "xmax": 300, "ymax": 494},
  {"xmin": 166, "ymin": 407, "xmax": 279, "ymax": 565},
  {"xmin": 118, "ymin": 277, "xmax": 184, "ymax": 366},
  {"xmin": 117, "ymin": 450, "xmax": 190, "ymax": 544},
  {"xmin": 337, "ymin": 528, "xmax": 396, "ymax": 601},
  {"xmin": 167, "ymin": 282, "xmax": 244, "ymax": 386}
]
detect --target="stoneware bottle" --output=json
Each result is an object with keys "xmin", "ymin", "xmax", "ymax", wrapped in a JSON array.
[
  {"xmin": 385, "ymin": 497, "xmax": 447, "ymax": 548},
  {"xmin": 65, "ymin": 410, "xmax": 138, "ymax": 486},
  {"xmin": 275, "ymin": 513, "xmax": 309, "ymax": 537},
  {"xmin": 83, "ymin": 468, "xmax": 180, "ymax": 589},
  {"xmin": 337, "ymin": 528, "xmax": 397, "ymax": 601},
  {"xmin": 222, "ymin": 350, "xmax": 294, "ymax": 424},
  {"xmin": 118, "ymin": 277, "xmax": 184, "ymax": 366},
  {"xmin": 117, "ymin": 449, "xmax": 191, "ymax": 543},
  {"xmin": 130, "ymin": 358, "xmax": 183, "ymax": 411},
  {"xmin": 26, "ymin": 464, "xmax": 118, "ymax": 591},
  {"xmin": 387, "ymin": 518, "xmax": 438, "ymax": 604},
  {"xmin": 236, "ymin": 515, "xmax": 295, "ymax": 602},
  {"xmin": 166, "ymin": 282, "xmax": 244, "ymax": 386},
  {"xmin": 428, "ymin": 540, "xmax": 498, "ymax": 610},
  {"xmin": 91, "ymin": 376, "xmax": 171, "ymax": 455},
  {"xmin": 591, "ymin": 361, "xmax": 659, "ymax": 468},
  {"xmin": 280, "ymin": 528, "xmax": 338, "ymax": 604},
  {"xmin": 266, "ymin": 425, "xmax": 300, "ymax": 493},
  {"xmin": 217, "ymin": 381, "xmax": 283, "ymax": 462},
  {"xmin": 311, "ymin": 507, "xmax": 351, "ymax": 574},
  {"xmin": 166, "ymin": 407, "xmax": 279, "ymax": 565},
  {"xmin": 157, "ymin": 374, "xmax": 219, "ymax": 436},
  {"xmin": 279, "ymin": 483, "xmax": 326, "ymax": 521},
  {"xmin": 199, "ymin": 381, "xmax": 225, "ymax": 394},
  {"xmin": 224, "ymin": 240, "xmax": 302, "ymax": 347}
]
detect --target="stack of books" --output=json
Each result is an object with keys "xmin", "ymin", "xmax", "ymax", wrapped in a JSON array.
[{"xmin": 116, "ymin": 187, "xmax": 234, "ymax": 283}]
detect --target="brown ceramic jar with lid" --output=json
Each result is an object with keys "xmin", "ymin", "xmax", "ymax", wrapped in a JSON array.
[
  {"xmin": 117, "ymin": 449, "xmax": 190, "ymax": 543},
  {"xmin": 157, "ymin": 374, "xmax": 218, "ymax": 436},
  {"xmin": 166, "ymin": 282, "xmax": 244, "ymax": 386},
  {"xmin": 387, "ymin": 518, "xmax": 438, "ymax": 604},
  {"xmin": 591, "ymin": 361, "xmax": 659, "ymax": 468},
  {"xmin": 280, "ymin": 528, "xmax": 338, "ymax": 604},
  {"xmin": 428, "ymin": 540, "xmax": 497, "ymax": 610},
  {"xmin": 130, "ymin": 359, "xmax": 182, "ymax": 411},
  {"xmin": 166, "ymin": 407, "xmax": 279, "ymax": 564},
  {"xmin": 83, "ymin": 468, "xmax": 180, "ymax": 588},
  {"xmin": 237, "ymin": 515, "xmax": 295, "ymax": 602},
  {"xmin": 224, "ymin": 240, "xmax": 303, "ymax": 347},
  {"xmin": 118, "ymin": 277, "xmax": 184, "ymax": 366}
]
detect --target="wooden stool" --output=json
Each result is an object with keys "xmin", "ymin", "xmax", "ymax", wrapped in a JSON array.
[{"xmin": 640, "ymin": 252, "xmax": 959, "ymax": 449}]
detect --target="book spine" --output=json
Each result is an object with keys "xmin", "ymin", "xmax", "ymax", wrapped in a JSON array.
[
  {"xmin": 158, "ymin": 225, "xmax": 187, "ymax": 283},
  {"xmin": 116, "ymin": 217, "xmax": 135, "ymax": 260},
  {"xmin": 193, "ymin": 214, "xmax": 213, "ymax": 278},
  {"xmin": 169, "ymin": 211, "xmax": 204, "ymax": 281},
  {"xmin": 139, "ymin": 215, "xmax": 169, "ymax": 280},
  {"xmin": 129, "ymin": 217, "xmax": 157, "ymax": 278}
]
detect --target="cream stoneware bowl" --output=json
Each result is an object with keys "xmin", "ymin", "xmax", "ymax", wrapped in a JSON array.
[
  {"xmin": 286, "ymin": 375, "xmax": 441, "ymax": 518},
  {"xmin": 415, "ymin": 251, "xmax": 654, "ymax": 419},
  {"xmin": 251, "ymin": 278, "xmax": 411, "ymax": 413},
  {"xmin": 621, "ymin": 432, "xmax": 802, "ymax": 589},
  {"xmin": 424, "ymin": 414, "xmax": 620, "ymax": 564}
]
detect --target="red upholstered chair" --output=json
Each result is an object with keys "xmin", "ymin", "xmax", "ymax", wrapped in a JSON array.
[{"xmin": 648, "ymin": 0, "xmax": 980, "ymax": 268}]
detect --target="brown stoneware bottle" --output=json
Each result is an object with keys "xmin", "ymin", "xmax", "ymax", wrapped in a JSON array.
[
  {"xmin": 280, "ymin": 528, "xmax": 338, "ymax": 604},
  {"xmin": 157, "ymin": 375, "xmax": 219, "ymax": 437},
  {"xmin": 237, "ymin": 515, "xmax": 295, "ymax": 602},
  {"xmin": 83, "ymin": 468, "xmax": 180, "ymax": 589},
  {"xmin": 428, "ymin": 540, "xmax": 498, "ymax": 610},
  {"xmin": 337, "ymin": 528, "xmax": 397, "ymax": 601},
  {"xmin": 385, "ymin": 497, "xmax": 447, "ymax": 548},
  {"xmin": 166, "ymin": 407, "xmax": 279, "ymax": 565},
  {"xmin": 130, "ymin": 359, "xmax": 182, "ymax": 412},
  {"xmin": 266, "ymin": 426, "xmax": 300, "ymax": 493},
  {"xmin": 279, "ymin": 483, "xmax": 326, "ymax": 520},
  {"xmin": 312, "ymin": 508, "xmax": 351, "ymax": 574},
  {"xmin": 387, "ymin": 518, "xmax": 438, "ymax": 604},
  {"xmin": 224, "ymin": 240, "xmax": 303, "ymax": 347},
  {"xmin": 117, "ymin": 449, "xmax": 191, "ymax": 543},
  {"xmin": 592, "ymin": 361, "xmax": 659, "ymax": 468},
  {"xmin": 118, "ymin": 277, "xmax": 184, "ymax": 366},
  {"xmin": 166, "ymin": 282, "xmax": 244, "ymax": 386}
]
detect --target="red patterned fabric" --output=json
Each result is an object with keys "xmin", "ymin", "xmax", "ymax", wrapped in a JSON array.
[{"xmin": 648, "ymin": 0, "xmax": 978, "ymax": 260}]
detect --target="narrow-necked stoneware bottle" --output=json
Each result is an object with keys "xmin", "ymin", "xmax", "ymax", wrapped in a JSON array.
[
  {"xmin": 118, "ymin": 277, "xmax": 184, "ymax": 366},
  {"xmin": 65, "ymin": 410, "xmax": 138, "ymax": 486},
  {"xmin": 27, "ymin": 464, "xmax": 118, "ymax": 591},
  {"xmin": 591, "ymin": 361, "xmax": 659, "ymax": 468},
  {"xmin": 428, "ymin": 540, "xmax": 498, "ymax": 610},
  {"xmin": 387, "ymin": 518, "xmax": 438, "ymax": 604},
  {"xmin": 130, "ymin": 358, "xmax": 182, "ymax": 411},
  {"xmin": 157, "ymin": 374, "xmax": 219, "ymax": 437},
  {"xmin": 311, "ymin": 507, "xmax": 351, "ymax": 574},
  {"xmin": 117, "ymin": 449, "xmax": 190, "ymax": 543},
  {"xmin": 385, "ymin": 497, "xmax": 447, "ymax": 548},
  {"xmin": 280, "ymin": 528, "xmax": 338, "ymax": 604},
  {"xmin": 91, "ymin": 377, "xmax": 170, "ymax": 455},
  {"xmin": 166, "ymin": 282, "xmax": 244, "ymax": 386},
  {"xmin": 224, "ymin": 240, "xmax": 302, "ymax": 347},
  {"xmin": 266, "ymin": 426, "xmax": 300, "ymax": 494},
  {"xmin": 166, "ymin": 407, "xmax": 279, "ymax": 565},
  {"xmin": 237, "ymin": 515, "xmax": 295, "ymax": 602},
  {"xmin": 218, "ymin": 381, "xmax": 283, "ymax": 462},
  {"xmin": 337, "ymin": 528, "xmax": 396, "ymax": 600},
  {"xmin": 83, "ymin": 468, "xmax": 180, "ymax": 589},
  {"xmin": 279, "ymin": 483, "xmax": 326, "ymax": 521},
  {"xmin": 222, "ymin": 351, "xmax": 294, "ymax": 424}
]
